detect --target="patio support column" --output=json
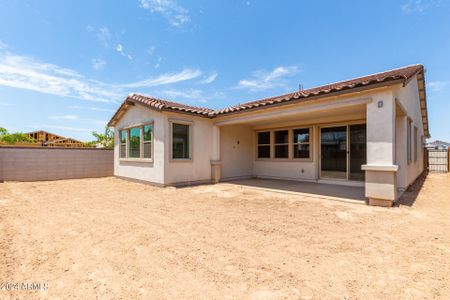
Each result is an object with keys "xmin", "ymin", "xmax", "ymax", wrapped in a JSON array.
[
  {"xmin": 362, "ymin": 92, "xmax": 398, "ymax": 207},
  {"xmin": 210, "ymin": 125, "xmax": 222, "ymax": 183}
]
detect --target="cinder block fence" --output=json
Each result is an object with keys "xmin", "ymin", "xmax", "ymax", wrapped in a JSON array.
[{"xmin": 0, "ymin": 146, "xmax": 113, "ymax": 182}]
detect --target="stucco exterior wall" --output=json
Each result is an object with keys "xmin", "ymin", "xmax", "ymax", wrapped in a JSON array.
[
  {"xmin": 164, "ymin": 113, "xmax": 214, "ymax": 185},
  {"xmin": 114, "ymin": 104, "xmax": 166, "ymax": 184},
  {"xmin": 253, "ymin": 126, "xmax": 319, "ymax": 181},
  {"xmin": 394, "ymin": 75, "xmax": 425, "ymax": 188},
  {"xmin": 220, "ymin": 125, "xmax": 254, "ymax": 180}
]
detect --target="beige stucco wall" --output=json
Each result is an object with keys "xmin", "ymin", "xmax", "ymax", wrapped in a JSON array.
[
  {"xmin": 253, "ymin": 126, "xmax": 319, "ymax": 181},
  {"xmin": 164, "ymin": 112, "xmax": 214, "ymax": 185},
  {"xmin": 220, "ymin": 125, "xmax": 254, "ymax": 180},
  {"xmin": 394, "ymin": 75, "xmax": 425, "ymax": 188},
  {"xmin": 114, "ymin": 103, "xmax": 166, "ymax": 184},
  {"xmin": 0, "ymin": 147, "xmax": 113, "ymax": 181},
  {"xmin": 112, "ymin": 78, "xmax": 426, "ymax": 193}
]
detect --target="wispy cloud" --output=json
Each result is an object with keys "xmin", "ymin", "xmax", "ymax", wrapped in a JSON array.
[
  {"xmin": 428, "ymin": 80, "xmax": 450, "ymax": 92},
  {"xmin": 91, "ymin": 58, "xmax": 107, "ymax": 70},
  {"xmin": 34, "ymin": 124, "xmax": 92, "ymax": 132},
  {"xmin": 161, "ymin": 89, "xmax": 204, "ymax": 100},
  {"xmin": 97, "ymin": 26, "xmax": 112, "ymax": 46},
  {"xmin": 48, "ymin": 115, "xmax": 79, "ymax": 121},
  {"xmin": 139, "ymin": 0, "xmax": 190, "ymax": 27},
  {"xmin": 199, "ymin": 72, "xmax": 217, "ymax": 84},
  {"xmin": 154, "ymin": 56, "xmax": 162, "ymax": 69},
  {"xmin": 122, "ymin": 68, "xmax": 202, "ymax": 88},
  {"xmin": 68, "ymin": 105, "xmax": 116, "ymax": 113},
  {"xmin": 0, "ymin": 40, "xmax": 8, "ymax": 50},
  {"xmin": 116, "ymin": 44, "xmax": 133, "ymax": 60},
  {"xmin": 237, "ymin": 65, "xmax": 300, "ymax": 91},
  {"xmin": 0, "ymin": 49, "xmax": 204, "ymax": 103},
  {"xmin": 0, "ymin": 51, "xmax": 121, "ymax": 102},
  {"xmin": 401, "ymin": 0, "xmax": 441, "ymax": 14}
]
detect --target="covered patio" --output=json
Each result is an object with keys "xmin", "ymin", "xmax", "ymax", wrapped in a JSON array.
[{"xmin": 225, "ymin": 178, "xmax": 366, "ymax": 203}]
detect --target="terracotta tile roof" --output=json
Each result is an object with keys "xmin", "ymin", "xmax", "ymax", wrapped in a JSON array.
[
  {"xmin": 128, "ymin": 94, "xmax": 214, "ymax": 116},
  {"xmin": 108, "ymin": 65, "xmax": 427, "ymax": 129},
  {"xmin": 214, "ymin": 64, "xmax": 424, "ymax": 115}
]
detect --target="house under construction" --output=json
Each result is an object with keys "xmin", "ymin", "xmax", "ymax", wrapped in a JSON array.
[{"xmin": 26, "ymin": 130, "xmax": 85, "ymax": 147}]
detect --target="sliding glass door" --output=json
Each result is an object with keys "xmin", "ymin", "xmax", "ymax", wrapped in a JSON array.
[
  {"xmin": 321, "ymin": 126, "xmax": 348, "ymax": 179},
  {"xmin": 320, "ymin": 124, "xmax": 366, "ymax": 181}
]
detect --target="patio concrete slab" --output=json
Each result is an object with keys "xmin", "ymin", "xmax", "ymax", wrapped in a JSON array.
[{"xmin": 225, "ymin": 178, "xmax": 366, "ymax": 203}]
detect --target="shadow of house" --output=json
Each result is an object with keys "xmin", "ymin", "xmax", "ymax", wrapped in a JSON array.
[{"xmin": 396, "ymin": 171, "xmax": 428, "ymax": 207}]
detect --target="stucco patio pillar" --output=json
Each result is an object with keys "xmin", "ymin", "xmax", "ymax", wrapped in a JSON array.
[
  {"xmin": 362, "ymin": 92, "xmax": 398, "ymax": 207},
  {"xmin": 210, "ymin": 125, "xmax": 221, "ymax": 183}
]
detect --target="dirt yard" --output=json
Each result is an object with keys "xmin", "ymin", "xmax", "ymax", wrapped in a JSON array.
[{"xmin": 1, "ymin": 174, "xmax": 449, "ymax": 299}]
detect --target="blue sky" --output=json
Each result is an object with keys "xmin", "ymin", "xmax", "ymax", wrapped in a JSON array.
[{"xmin": 0, "ymin": 0, "xmax": 449, "ymax": 141}]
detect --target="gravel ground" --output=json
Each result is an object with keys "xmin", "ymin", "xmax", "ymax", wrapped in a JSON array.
[{"xmin": 0, "ymin": 173, "xmax": 449, "ymax": 299}]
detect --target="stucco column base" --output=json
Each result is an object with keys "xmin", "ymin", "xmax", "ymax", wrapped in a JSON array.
[
  {"xmin": 362, "ymin": 165, "xmax": 399, "ymax": 206},
  {"xmin": 368, "ymin": 198, "xmax": 394, "ymax": 207},
  {"xmin": 210, "ymin": 160, "xmax": 222, "ymax": 183}
]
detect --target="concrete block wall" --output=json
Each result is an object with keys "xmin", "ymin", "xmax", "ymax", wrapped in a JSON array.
[{"xmin": 0, "ymin": 146, "xmax": 113, "ymax": 181}]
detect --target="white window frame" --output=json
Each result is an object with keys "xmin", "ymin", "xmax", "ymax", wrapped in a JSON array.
[
  {"xmin": 169, "ymin": 119, "xmax": 193, "ymax": 162},
  {"xmin": 119, "ymin": 129, "xmax": 127, "ymax": 159},
  {"xmin": 407, "ymin": 118, "xmax": 412, "ymax": 164},
  {"xmin": 118, "ymin": 122, "xmax": 154, "ymax": 162},
  {"xmin": 414, "ymin": 126, "xmax": 418, "ymax": 163}
]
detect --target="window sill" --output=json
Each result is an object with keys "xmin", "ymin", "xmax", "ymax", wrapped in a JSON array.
[
  {"xmin": 119, "ymin": 158, "xmax": 153, "ymax": 163},
  {"xmin": 169, "ymin": 158, "xmax": 193, "ymax": 163},
  {"xmin": 255, "ymin": 158, "xmax": 313, "ymax": 162}
]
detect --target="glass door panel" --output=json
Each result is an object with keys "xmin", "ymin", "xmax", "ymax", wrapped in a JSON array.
[
  {"xmin": 321, "ymin": 126, "xmax": 347, "ymax": 179},
  {"xmin": 349, "ymin": 124, "xmax": 367, "ymax": 181}
]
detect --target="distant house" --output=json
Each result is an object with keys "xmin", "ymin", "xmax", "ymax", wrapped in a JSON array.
[
  {"xmin": 26, "ymin": 130, "xmax": 85, "ymax": 148},
  {"xmin": 426, "ymin": 140, "xmax": 450, "ymax": 150},
  {"xmin": 108, "ymin": 65, "xmax": 430, "ymax": 207}
]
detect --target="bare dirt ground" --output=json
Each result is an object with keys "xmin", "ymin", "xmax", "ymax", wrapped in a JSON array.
[{"xmin": 1, "ymin": 173, "xmax": 449, "ymax": 299}]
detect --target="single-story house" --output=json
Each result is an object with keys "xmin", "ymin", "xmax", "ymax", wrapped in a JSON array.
[{"xmin": 107, "ymin": 64, "xmax": 429, "ymax": 207}]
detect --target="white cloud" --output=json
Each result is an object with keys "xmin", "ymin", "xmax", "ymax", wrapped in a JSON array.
[
  {"xmin": 161, "ymin": 89, "xmax": 204, "ymax": 100},
  {"xmin": 148, "ymin": 46, "xmax": 156, "ymax": 55},
  {"xmin": 237, "ymin": 65, "xmax": 300, "ymax": 91},
  {"xmin": 36, "ymin": 124, "xmax": 92, "ymax": 132},
  {"xmin": 122, "ymin": 68, "xmax": 202, "ymax": 88},
  {"xmin": 139, "ymin": 0, "xmax": 190, "ymax": 27},
  {"xmin": 401, "ymin": 0, "xmax": 441, "ymax": 14},
  {"xmin": 116, "ymin": 44, "xmax": 133, "ymax": 60},
  {"xmin": 0, "ymin": 51, "xmax": 121, "ymax": 102},
  {"xmin": 199, "ymin": 72, "xmax": 217, "ymax": 84},
  {"xmin": 68, "ymin": 105, "xmax": 116, "ymax": 113},
  {"xmin": 91, "ymin": 58, "xmax": 107, "ymax": 70},
  {"xmin": 0, "ymin": 49, "xmax": 203, "ymax": 103},
  {"xmin": 0, "ymin": 40, "xmax": 8, "ymax": 50},
  {"xmin": 154, "ymin": 56, "xmax": 162, "ymax": 69},
  {"xmin": 48, "ymin": 115, "xmax": 79, "ymax": 121},
  {"xmin": 97, "ymin": 26, "xmax": 112, "ymax": 46},
  {"xmin": 428, "ymin": 81, "xmax": 450, "ymax": 92}
]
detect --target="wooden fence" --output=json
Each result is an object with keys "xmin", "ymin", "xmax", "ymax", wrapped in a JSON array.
[
  {"xmin": 427, "ymin": 149, "xmax": 448, "ymax": 173},
  {"xmin": 0, "ymin": 146, "xmax": 113, "ymax": 182}
]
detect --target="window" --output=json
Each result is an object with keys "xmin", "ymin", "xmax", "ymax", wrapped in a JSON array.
[
  {"xmin": 128, "ymin": 127, "xmax": 141, "ymax": 158},
  {"xmin": 143, "ymin": 124, "xmax": 153, "ymax": 159},
  {"xmin": 120, "ymin": 130, "xmax": 126, "ymax": 158},
  {"xmin": 274, "ymin": 130, "xmax": 289, "ymax": 158},
  {"xmin": 414, "ymin": 126, "xmax": 418, "ymax": 162},
  {"xmin": 257, "ymin": 131, "xmax": 271, "ymax": 158},
  {"xmin": 407, "ymin": 119, "xmax": 412, "ymax": 164},
  {"xmin": 293, "ymin": 128, "xmax": 310, "ymax": 159},
  {"xmin": 172, "ymin": 123, "xmax": 190, "ymax": 159},
  {"xmin": 119, "ymin": 123, "xmax": 153, "ymax": 160}
]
